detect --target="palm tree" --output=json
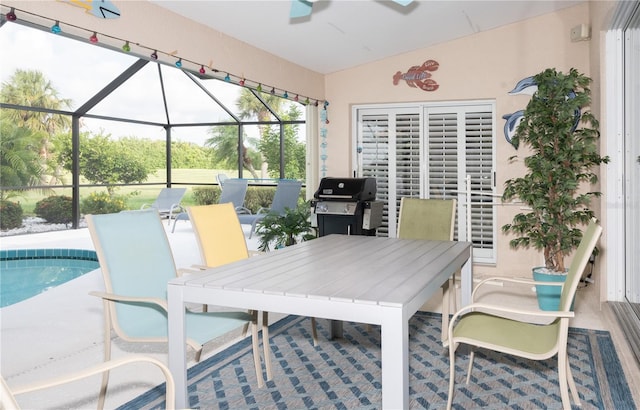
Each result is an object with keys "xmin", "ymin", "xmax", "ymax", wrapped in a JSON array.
[
  {"xmin": 0, "ymin": 69, "xmax": 72, "ymax": 166},
  {"xmin": 0, "ymin": 120, "xmax": 44, "ymax": 201},
  {"xmin": 205, "ymin": 125, "xmax": 261, "ymax": 179}
]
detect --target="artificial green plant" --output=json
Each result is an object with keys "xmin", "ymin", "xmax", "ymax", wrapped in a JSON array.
[{"xmin": 502, "ymin": 68, "xmax": 609, "ymax": 273}]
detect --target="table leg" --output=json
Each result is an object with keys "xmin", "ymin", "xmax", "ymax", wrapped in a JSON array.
[
  {"xmin": 168, "ymin": 284, "xmax": 188, "ymax": 409},
  {"xmin": 381, "ymin": 308, "xmax": 408, "ymax": 409},
  {"xmin": 329, "ymin": 320, "xmax": 344, "ymax": 339},
  {"xmin": 460, "ymin": 247, "xmax": 473, "ymax": 307}
]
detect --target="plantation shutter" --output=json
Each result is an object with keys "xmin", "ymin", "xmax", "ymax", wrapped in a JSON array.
[{"xmin": 354, "ymin": 102, "xmax": 496, "ymax": 264}]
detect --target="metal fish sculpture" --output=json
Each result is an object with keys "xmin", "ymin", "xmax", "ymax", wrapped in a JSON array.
[
  {"xmin": 393, "ymin": 60, "xmax": 439, "ymax": 91},
  {"xmin": 504, "ymin": 76, "xmax": 581, "ymax": 149},
  {"xmin": 502, "ymin": 111, "xmax": 524, "ymax": 149}
]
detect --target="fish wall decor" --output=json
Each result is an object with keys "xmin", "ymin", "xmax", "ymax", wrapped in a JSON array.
[{"xmin": 393, "ymin": 60, "xmax": 439, "ymax": 91}]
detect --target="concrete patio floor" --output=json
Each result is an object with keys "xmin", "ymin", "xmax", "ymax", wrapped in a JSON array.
[{"xmin": 1, "ymin": 220, "xmax": 639, "ymax": 409}]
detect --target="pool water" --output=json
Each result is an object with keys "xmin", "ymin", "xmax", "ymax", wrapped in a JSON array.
[{"xmin": 0, "ymin": 249, "xmax": 99, "ymax": 308}]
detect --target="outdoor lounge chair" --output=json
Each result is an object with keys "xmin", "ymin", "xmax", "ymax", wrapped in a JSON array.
[
  {"xmin": 140, "ymin": 187, "xmax": 187, "ymax": 225},
  {"xmin": 171, "ymin": 178, "xmax": 249, "ymax": 232},
  {"xmin": 446, "ymin": 218, "xmax": 602, "ymax": 410},
  {"xmin": 237, "ymin": 179, "xmax": 302, "ymax": 238},
  {"xmin": 87, "ymin": 209, "xmax": 266, "ymax": 409},
  {"xmin": 1, "ymin": 356, "xmax": 174, "ymax": 410},
  {"xmin": 187, "ymin": 202, "xmax": 273, "ymax": 379},
  {"xmin": 397, "ymin": 197, "xmax": 457, "ymax": 340}
]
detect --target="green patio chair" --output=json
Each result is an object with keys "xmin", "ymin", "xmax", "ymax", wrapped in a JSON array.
[
  {"xmin": 446, "ymin": 218, "xmax": 602, "ymax": 410},
  {"xmin": 397, "ymin": 197, "xmax": 457, "ymax": 340},
  {"xmin": 87, "ymin": 209, "xmax": 266, "ymax": 409}
]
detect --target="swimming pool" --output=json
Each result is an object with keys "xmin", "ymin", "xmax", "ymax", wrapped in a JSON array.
[{"xmin": 0, "ymin": 249, "xmax": 99, "ymax": 308}]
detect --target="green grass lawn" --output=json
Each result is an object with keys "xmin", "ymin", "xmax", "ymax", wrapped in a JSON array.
[{"xmin": 12, "ymin": 169, "xmax": 236, "ymax": 215}]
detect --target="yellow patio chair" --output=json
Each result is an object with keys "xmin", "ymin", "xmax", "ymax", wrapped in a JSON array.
[
  {"xmin": 397, "ymin": 197, "xmax": 457, "ymax": 340},
  {"xmin": 87, "ymin": 209, "xmax": 265, "ymax": 409},
  {"xmin": 1, "ymin": 356, "xmax": 174, "ymax": 410},
  {"xmin": 187, "ymin": 203, "xmax": 276, "ymax": 379},
  {"xmin": 446, "ymin": 218, "xmax": 602, "ymax": 410}
]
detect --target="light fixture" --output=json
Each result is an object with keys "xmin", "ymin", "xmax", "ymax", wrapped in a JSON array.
[
  {"xmin": 122, "ymin": 41, "xmax": 130, "ymax": 52},
  {"xmin": 256, "ymin": 84, "xmax": 262, "ymax": 92},
  {"xmin": 51, "ymin": 21, "xmax": 61, "ymax": 34},
  {"xmin": 89, "ymin": 32, "xmax": 98, "ymax": 43},
  {"xmin": 224, "ymin": 73, "xmax": 231, "ymax": 82},
  {"xmin": 239, "ymin": 78, "xmax": 245, "ymax": 86},
  {"xmin": 199, "ymin": 65, "xmax": 206, "ymax": 74},
  {"xmin": 150, "ymin": 50, "xmax": 158, "ymax": 60},
  {"xmin": 283, "ymin": 91, "xmax": 289, "ymax": 99},
  {"xmin": 175, "ymin": 58, "xmax": 182, "ymax": 68}
]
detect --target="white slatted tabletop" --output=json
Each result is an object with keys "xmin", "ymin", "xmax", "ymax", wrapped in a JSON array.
[{"xmin": 168, "ymin": 234, "xmax": 472, "ymax": 409}]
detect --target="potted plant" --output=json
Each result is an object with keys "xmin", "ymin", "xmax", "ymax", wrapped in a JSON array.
[
  {"xmin": 502, "ymin": 68, "xmax": 609, "ymax": 310},
  {"xmin": 256, "ymin": 203, "xmax": 317, "ymax": 251}
]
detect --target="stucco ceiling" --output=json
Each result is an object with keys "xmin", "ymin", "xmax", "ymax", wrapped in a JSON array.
[{"xmin": 151, "ymin": 0, "xmax": 585, "ymax": 74}]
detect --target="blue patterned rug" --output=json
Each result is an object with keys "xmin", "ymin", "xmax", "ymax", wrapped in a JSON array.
[{"xmin": 120, "ymin": 312, "xmax": 635, "ymax": 409}]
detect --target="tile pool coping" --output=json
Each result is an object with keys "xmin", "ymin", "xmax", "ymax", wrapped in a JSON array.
[{"xmin": 0, "ymin": 248, "xmax": 98, "ymax": 261}]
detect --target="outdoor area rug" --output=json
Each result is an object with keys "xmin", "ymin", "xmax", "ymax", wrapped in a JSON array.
[{"xmin": 121, "ymin": 312, "xmax": 635, "ymax": 409}]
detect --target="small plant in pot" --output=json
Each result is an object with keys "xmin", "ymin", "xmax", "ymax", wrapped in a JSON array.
[
  {"xmin": 256, "ymin": 203, "xmax": 317, "ymax": 252},
  {"xmin": 502, "ymin": 68, "xmax": 609, "ymax": 310}
]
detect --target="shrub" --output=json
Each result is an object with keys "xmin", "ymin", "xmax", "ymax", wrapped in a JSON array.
[
  {"xmin": 0, "ymin": 200, "xmax": 23, "ymax": 230},
  {"xmin": 81, "ymin": 192, "xmax": 128, "ymax": 215},
  {"xmin": 34, "ymin": 196, "xmax": 73, "ymax": 224},
  {"xmin": 192, "ymin": 186, "xmax": 222, "ymax": 205}
]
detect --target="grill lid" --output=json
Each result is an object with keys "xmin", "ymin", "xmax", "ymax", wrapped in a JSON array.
[{"xmin": 313, "ymin": 177, "xmax": 376, "ymax": 201}]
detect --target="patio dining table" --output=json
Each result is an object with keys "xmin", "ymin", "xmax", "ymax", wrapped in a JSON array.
[{"xmin": 168, "ymin": 234, "xmax": 473, "ymax": 409}]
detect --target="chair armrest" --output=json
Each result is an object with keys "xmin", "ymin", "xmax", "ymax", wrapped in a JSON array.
[
  {"xmin": 256, "ymin": 207, "xmax": 271, "ymax": 215},
  {"xmin": 10, "ymin": 355, "xmax": 174, "ymax": 405},
  {"xmin": 451, "ymin": 302, "xmax": 574, "ymax": 324},
  {"xmin": 471, "ymin": 276, "xmax": 564, "ymax": 301},
  {"xmin": 140, "ymin": 203, "xmax": 150, "ymax": 209},
  {"xmin": 236, "ymin": 206, "xmax": 252, "ymax": 214},
  {"xmin": 88, "ymin": 291, "xmax": 168, "ymax": 311}
]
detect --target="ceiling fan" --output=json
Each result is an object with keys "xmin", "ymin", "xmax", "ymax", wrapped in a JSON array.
[{"xmin": 290, "ymin": 0, "xmax": 414, "ymax": 19}]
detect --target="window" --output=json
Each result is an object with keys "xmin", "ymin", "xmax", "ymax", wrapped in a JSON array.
[{"xmin": 353, "ymin": 101, "xmax": 496, "ymax": 264}]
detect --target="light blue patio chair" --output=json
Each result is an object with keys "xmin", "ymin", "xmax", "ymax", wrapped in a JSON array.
[
  {"xmin": 237, "ymin": 179, "xmax": 302, "ymax": 238},
  {"xmin": 140, "ymin": 187, "xmax": 186, "ymax": 225},
  {"xmin": 171, "ymin": 178, "xmax": 250, "ymax": 232},
  {"xmin": 87, "ymin": 210, "xmax": 266, "ymax": 408}
]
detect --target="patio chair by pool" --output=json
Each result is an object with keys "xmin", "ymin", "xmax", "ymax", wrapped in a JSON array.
[
  {"xmin": 1, "ymin": 356, "xmax": 174, "ymax": 410},
  {"xmin": 397, "ymin": 197, "xmax": 457, "ymax": 340},
  {"xmin": 446, "ymin": 219, "xmax": 602, "ymax": 410},
  {"xmin": 140, "ymin": 187, "xmax": 186, "ymax": 225},
  {"xmin": 187, "ymin": 202, "xmax": 275, "ymax": 379},
  {"xmin": 237, "ymin": 179, "xmax": 302, "ymax": 238},
  {"xmin": 171, "ymin": 178, "xmax": 249, "ymax": 232},
  {"xmin": 87, "ymin": 210, "xmax": 266, "ymax": 408}
]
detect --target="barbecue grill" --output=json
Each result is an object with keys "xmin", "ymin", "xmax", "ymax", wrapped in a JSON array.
[{"xmin": 311, "ymin": 177, "xmax": 383, "ymax": 236}]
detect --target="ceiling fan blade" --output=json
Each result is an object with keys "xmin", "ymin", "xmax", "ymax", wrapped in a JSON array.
[
  {"xmin": 393, "ymin": 0, "xmax": 413, "ymax": 6},
  {"xmin": 290, "ymin": 0, "xmax": 313, "ymax": 18}
]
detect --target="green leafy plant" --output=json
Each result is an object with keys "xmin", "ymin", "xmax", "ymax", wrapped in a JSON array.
[
  {"xmin": 0, "ymin": 200, "xmax": 23, "ymax": 230},
  {"xmin": 502, "ymin": 68, "xmax": 609, "ymax": 273},
  {"xmin": 34, "ymin": 195, "xmax": 72, "ymax": 224},
  {"xmin": 256, "ymin": 203, "xmax": 316, "ymax": 251},
  {"xmin": 81, "ymin": 191, "xmax": 128, "ymax": 215}
]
